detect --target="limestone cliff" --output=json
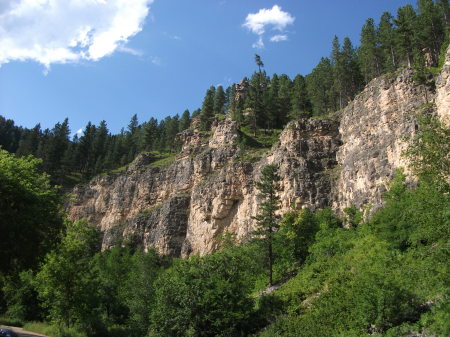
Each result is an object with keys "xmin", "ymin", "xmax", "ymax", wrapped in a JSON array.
[
  {"xmin": 435, "ymin": 44, "xmax": 450, "ymax": 128},
  {"xmin": 67, "ymin": 53, "xmax": 449, "ymax": 257},
  {"xmin": 333, "ymin": 68, "xmax": 433, "ymax": 213}
]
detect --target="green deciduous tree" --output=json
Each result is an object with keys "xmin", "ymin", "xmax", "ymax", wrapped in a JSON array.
[
  {"xmin": 35, "ymin": 219, "xmax": 100, "ymax": 330},
  {"xmin": 150, "ymin": 249, "xmax": 254, "ymax": 337},
  {"xmin": 0, "ymin": 150, "xmax": 62, "ymax": 273}
]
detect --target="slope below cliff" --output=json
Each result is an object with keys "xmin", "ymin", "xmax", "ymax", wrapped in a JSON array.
[{"xmin": 67, "ymin": 54, "xmax": 447, "ymax": 257}]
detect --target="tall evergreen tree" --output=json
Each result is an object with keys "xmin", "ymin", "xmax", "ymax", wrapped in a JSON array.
[
  {"xmin": 253, "ymin": 164, "xmax": 281, "ymax": 286},
  {"xmin": 395, "ymin": 4, "xmax": 418, "ymax": 67},
  {"xmin": 359, "ymin": 18, "xmax": 382, "ymax": 83},
  {"xmin": 200, "ymin": 86, "xmax": 216, "ymax": 130},
  {"xmin": 179, "ymin": 109, "xmax": 191, "ymax": 131},
  {"xmin": 266, "ymin": 73, "xmax": 280, "ymax": 130},
  {"xmin": 306, "ymin": 57, "xmax": 334, "ymax": 116},
  {"xmin": 416, "ymin": 0, "xmax": 445, "ymax": 66},
  {"xmin": 290, "ymin": 74, "xmax": 311, "ymax": 119},
  {"xmin": 16, "ymin": 124, "xmax": 41, "ymax": 157},
  {"xmin": 378, "ymin": 11, "xmax": 398, "ymax": 72},
  {"xmin": 277, "ymin": 74, "xmax": 292, "ymax": 127},
  {"xmin": 144, "ymin": 117, "xmax": 158, "ymax": 151},
  {"xmin": 331, "ymin": 36, "xmax": 344, "ymax": 110},
  {"xmin": 341, "ymin": 37, "xmax": 363, "ymax": 104},
  {"xmin": 213, "ymin": 85, "xmax": 226, "ymax": 115},
  {"xmin": 46, "ymin": 118, "xmax": 70, "ymax": 179}
]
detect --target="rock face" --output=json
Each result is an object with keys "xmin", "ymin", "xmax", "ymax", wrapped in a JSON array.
[
  {"xmin": 67, "ymin": 50, "xmax": 449, "ymax": 257},
  {"xmin": 435, "ymin": 44, "xmax": 450, "ymax": 128},
  {"xmin": 68, "ymin": 117, "xmax": 340, "ymax": 256},
  {"xmin": 333, "ymin": 69, "xmax": 433, "ymax": 213}
]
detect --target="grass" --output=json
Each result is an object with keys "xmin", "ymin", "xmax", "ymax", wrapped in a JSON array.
[
  {"xmin": 0, "ymin": 315, "xmax": 23, "ymax": 327},
  {"xmin": 236, "ymin": 148, "xmax": 270, "ymax": 163},
  {"xmin": 235, "ymin": 127, "xmax": 281, "ymax": 163},
  {"xmin": 137, "ymin": 204, "xmax": 163, "ymax": 217},
  {"xmin": 22, "ymin": 321, "xmax": 86, "ymax": 337},
  {"xmin": 239, "ymin": 127, "xmax": 282, "ymax": 149},
  {"xmin": 147, "ymin": 152, "xmax": 176, "ymax": 168}
]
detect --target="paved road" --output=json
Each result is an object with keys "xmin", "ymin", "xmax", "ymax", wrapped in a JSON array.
[{"xmin": 0, "ymin": 325, "xmax": 48, "ymax": 337}]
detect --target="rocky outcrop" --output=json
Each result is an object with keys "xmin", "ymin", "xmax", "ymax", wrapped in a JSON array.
[
  {"xmin": 68, "ymin": 118, "xmax": 340, "ymax": 256},
  {"xmin": 332, "ymin": 69, "xmax": 433, "ymax": 213},
  {"xmin": 67, "ymin": 47, "xmax": 449, "ymax": 256},
  {"xmin": 435, "ymin": 44, "xmax": 450, "ymax": 128}
]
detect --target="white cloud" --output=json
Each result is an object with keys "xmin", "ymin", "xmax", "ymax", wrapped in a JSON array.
[
  {"xmin": 243, "ymin": 5, "xmax": 294, "ymax": 48},
  {"xmin": 149, "ymin": 56, "xmax": 161, "ymax": 66},
  {"xmin": 118, "ymin": 46, "xmax": 144, "ymax": 57},
  {"xmin": 252, "ymin": 36, "xmax": 264, "ymax": 49},
  {"xmin": 163, "ymin": 32, "xmax": 181, "ymax": 40},
  {"xmin": 0, "ymin": 0, "xmax": 153, "ymax": 68},
  {"xmin": 270, "ymin": 34, "xmax": 288, "ymax": 42}
]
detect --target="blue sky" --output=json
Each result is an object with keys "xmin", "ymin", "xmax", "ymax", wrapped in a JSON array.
[{"xmin": 0, "ymin": 0, "xmax": 415, "ymax": 136}]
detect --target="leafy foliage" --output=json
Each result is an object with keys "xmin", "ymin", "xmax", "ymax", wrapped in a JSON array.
[{"xmin": 0, "ymin": 149, "xmax": 62, "ymax": 273}]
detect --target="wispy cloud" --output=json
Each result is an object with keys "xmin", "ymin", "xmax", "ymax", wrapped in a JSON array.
[
  {"xmin": 118, "ymin": 46, "xmax": 144, "ymax": 57},
  {"xmin": 163, "ymin": 32, "xmax": 182, "ymax": 40},
  {"xmin": 0, "ymin": 0, "xmax": 153, "ymax": 69},
  {"xmin": 243, "ymin": 5, "xmax": 295, "ymax": 49},
  {"xmin": 270, "ymin": 34, "xmax": 288, "ymax": 42},
  {"xmin": 150, "ymin": 56, "xmax": 162, "ymax": 66}
]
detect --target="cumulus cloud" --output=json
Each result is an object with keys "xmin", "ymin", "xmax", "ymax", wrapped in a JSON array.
[
  {"xmin": 270, "ymin": 34, "xmax": 288, "ymax": 42},
  {"xmin": 243, "ymin": 5, "xmax": 294, "ymax": 48},
  {"xmin": 0, "ymin": 0, "xmax": 153, "ymax": 68}
]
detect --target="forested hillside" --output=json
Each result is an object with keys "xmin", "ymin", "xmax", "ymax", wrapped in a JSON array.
[{"xmin": 0, "ymin": 1, "xmax": 449, "ymax": 337}]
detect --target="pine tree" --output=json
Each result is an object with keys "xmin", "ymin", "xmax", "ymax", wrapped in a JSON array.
[
  {"xmin": 46, "ymin": 118, "xmax": 70, "ymax": 180},
  {"xmin": 359, "ymin": 18, "xmax": 382, "ymax": 83},
  {"xmin": 200, "ymin": 86, "xmax": 215, "ymax": 130},
  {"xmin": 306, "ymin": 57, "xmax": 334, "ymax": 116},
  {"xmin": 213, "ymin": 85, "xmax": 226, "ymax": 115},
  {"xmin": 92, "ymin": 120, "xmax": 109, "ymax": 174},
  {"xmin": 395, "ymin": 4, "xmax": 418, "ymax": 67},
  {"xmin": 16, "ymin": 124, "xmax": 41, "ymax": 157},
  {"xmin": 76, "ymin": 122, "xmax": 96, "ymax": 179},
  {"xmin": 179, "ymin": 110, "xmax": 191, "ymax": 131},
  {"xmin": 253, "ymin": 164, "xmax": 281, "ymax": 286},
  {"xmin": 341, "ymin": 37, "xmax": 363, "ymax": 104},
  {"xmin": 331, "ymin": 36, "xmax": 344, "ymax": 110},
  {"xmin": 248, "ymin": 54, "xmax": 268, "ymax": 135},
  {"xmin": 416, "ymin": 0, "xmax": 445, "ymax": 66},
  {"xmin": 277, "ymin": 74, "xmax": 292, "ymax": 127},
  {"xmin": 437, "ymin": 0, "xmax": 450, "ymax": 28},
  {"xmin": 378, "ymin": 11, "xmax": 398, "ymax": 72},
  {"xmin": 290, "ymin": 74, "xmax": 311, "ymax": 119},
  {"xmin": 144, "ymin": 118, "xmax": 158, "ymax": 151}
]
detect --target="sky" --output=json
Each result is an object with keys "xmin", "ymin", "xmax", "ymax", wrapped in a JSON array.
[{"xmin": 0, "ymin": 0, "xmax": 416, "ymax": 136}]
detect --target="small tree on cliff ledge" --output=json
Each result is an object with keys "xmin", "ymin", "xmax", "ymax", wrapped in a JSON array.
[{"xmin": 253, "ymin": 164, "xmax": 281, "ymax": 286}]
